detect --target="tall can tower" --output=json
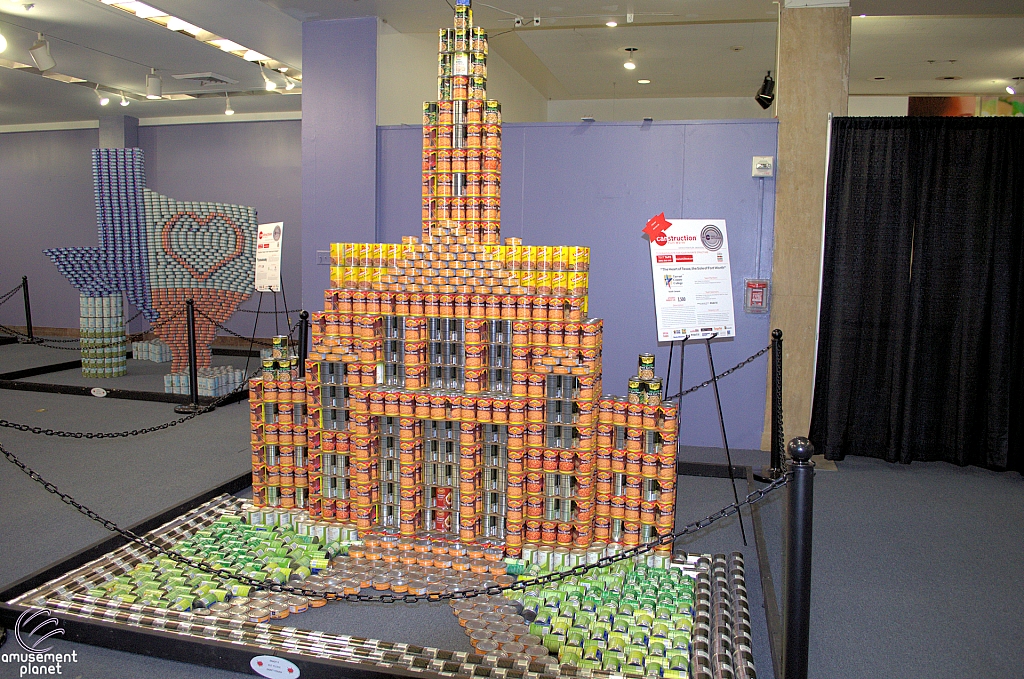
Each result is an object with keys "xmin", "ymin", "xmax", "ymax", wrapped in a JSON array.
[
  {"xmin": 248, "ymin": 0, "xmax": 679, "ymax": 559},
  {"xmin": 422, "ymin": 0, "xmax": 503, "ymax": 245}
]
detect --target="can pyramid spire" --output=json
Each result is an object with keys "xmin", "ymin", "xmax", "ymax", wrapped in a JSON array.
[{"xmin": 422, "ymin": 0, "xmax": 502, "ymax": 244}]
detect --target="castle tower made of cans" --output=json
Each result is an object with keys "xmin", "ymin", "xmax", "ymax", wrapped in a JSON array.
[{"xmin": 248, "ymin": 0, "xmax": 678, "ymax": 557}]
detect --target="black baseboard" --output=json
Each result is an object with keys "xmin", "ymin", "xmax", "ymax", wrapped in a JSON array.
[
  {"xmin": 0, "ymin": 360, "xmax": 82, "ymax": 381},
  {"xmin": 676, "ymin": 460, "xmax": 750, "ymax": 479}
]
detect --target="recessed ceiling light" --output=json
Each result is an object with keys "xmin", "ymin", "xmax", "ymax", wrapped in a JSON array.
[
  {"xmin": 242, "ymin": 50, "xmax": 269, "ymax": 62},
  {"xmin": 638, "ymin": 79, "xmax": 650, "ymax": 84},
  {"xmin": 872, "ymin": 76, "xmax": 887, "ymax": 80},
  {"xmin": 0, "ymin": 29, "xmax": 6, "ymax": 54},
  {"xmin": 730, "ymin": 46, "xmax": 743, "ymax": 52},
  {"xmin": 859, "ymin": 14, "xmax": 867, "ymax": 17},
  {"xmin": 606, "ymin": 20, "xmax": 617, "ymax": 27},
  {"xmin": 936, "ymin": 76, "xmax": 962, "ymax": 80}
]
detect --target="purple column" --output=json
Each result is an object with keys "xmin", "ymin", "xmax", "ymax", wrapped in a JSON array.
[{"xmin": 301, "ymin": 16, "xmax": 378, "ymax": 313}]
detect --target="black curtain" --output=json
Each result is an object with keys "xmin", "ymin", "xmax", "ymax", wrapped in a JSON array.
[{"xmin": 810, "ymin": 117, "xmax": 1024, "ymax": 471}]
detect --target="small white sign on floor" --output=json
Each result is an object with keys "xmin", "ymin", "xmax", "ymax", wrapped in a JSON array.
[{"xmin": 647, "ymin": 217, "xmax": 736, "ymax": 341}]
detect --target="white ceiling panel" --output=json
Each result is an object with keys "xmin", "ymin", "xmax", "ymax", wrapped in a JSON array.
[
  {"xmin": 851, "ymin": 16, "xmax": 1024, "ymax": 95},
  {"xmin": 517, "ymin": 21, "xmax": 777, "ymax": 98}
]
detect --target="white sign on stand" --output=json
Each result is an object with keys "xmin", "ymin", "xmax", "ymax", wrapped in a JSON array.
[
  {"xmin": 255, "ymin": 222, "xmax": 284, "ymax": 292},
  {"xmin": 648, "ymin": 218, "xmax": 736, "ymax": 341}
]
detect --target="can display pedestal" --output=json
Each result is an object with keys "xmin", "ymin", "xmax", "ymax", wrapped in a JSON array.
[{"xmin": 80, "ymin": 293, "xmax": 127, "ymax": 377}]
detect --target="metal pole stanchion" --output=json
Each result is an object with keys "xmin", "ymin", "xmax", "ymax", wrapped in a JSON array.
[
  {"xmin": 784, "ymin": 436, "xmax": 815, "ymax": 679},
  {"xmin": 21, "ymin": 276, "xmax": 35, "ymax": 343},
  {"xmin": 175, "ymin": 299, "xmax": 208, "ymax": 414},
  {"xmin": 297, "ymin": 310, "xmax": 309, "ymax": 378},
  {"xmin": 764, "ymin": 329, "xmax": 785, "ymax": 479}
]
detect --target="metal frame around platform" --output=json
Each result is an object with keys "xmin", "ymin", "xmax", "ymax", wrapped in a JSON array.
[{"xmin": 1, "ymin": 480, "xmax": 750, "ymax": 679}]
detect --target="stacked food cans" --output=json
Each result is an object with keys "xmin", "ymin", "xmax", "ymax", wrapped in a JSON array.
[
  {"xmin": 422, "ymin": 0, "xmax": 502, "ymax": 244},
  {"xmin": 248, "ymin": 0, "xmax": 679, "ymax": 564},
  {"xmin": 80, "ymin": 293, "xmax": 127, "ymax": 377},
  {"xmin": 500, "ymin": 556, "xmax": 696, "ymax": 677},
  {"xmin": 250, "ymin": 337, "xmax": 313, "ymax": 515},
  {"xmin": 328, "ymin": 239, "xmax": 590, "ymax": 299},
  {"xmin": 164, "ymin": 366, "xmax": 246, "ymax": 397},
  {"xmin": 132, "ymin": 338, "xmax": 172, "ymax": 363}
]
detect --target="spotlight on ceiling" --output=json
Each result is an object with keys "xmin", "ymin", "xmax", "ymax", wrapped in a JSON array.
[
  {"xmin": 284, "ymin": 76, "xmax": 296, "ymax": 91},
  {"xmin": 95, "ymin": 84, "xmax": 109, "ymax": 106},
  {"xmin": 638, "ymin": 79, "xmax": 651, "ymax": 84},
  {"xmin": 0, "ymin": 28, "xmax": 7, "ymax": 54},
  {"xmin": 119, "ymin": 90, "xmax": 129, "ymax": 106},
  {"xmin": 224, "ymin": 93, "xmax": 234, "ymax": 115},
  {"xmin": 623, "ymin": 47, "xmax": 638, "ymax": 70},
  {"xmin": 606, "ymin": 20, "xmax": 617, "ymax": 27},
  {"xmin": 755, "ymin": 71, "xmax": 775, "ymax": 110},
  {"xmin": 146, "ymin": 68, "xmax": 162, "ymax": 99},
  {"xmin": 261, "ymin": 63, "xmax": 277, "ymax": 91},
  {"xmin": 29, "ymin": 32, "xmax": 55, "ymax": 72}
]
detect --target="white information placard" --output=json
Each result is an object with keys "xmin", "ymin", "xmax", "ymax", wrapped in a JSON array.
[
  {"xmin": 255, "ymin": 222, "xmax": 283, "ymax": 292},
  {"xmin": 648, "ymin": 219, "xmax": 736, "ymax": 341}
]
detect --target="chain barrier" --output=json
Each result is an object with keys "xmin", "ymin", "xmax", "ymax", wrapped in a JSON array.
[
  {"xmin": 0, "ymin": 282, "xmax": 24, "ymax": 307},
  {"xmin": 198, "ymin": 310, "xmax": 301, "ymax": 348},
  {"xmin": 0, "ymin": 365, "xmax": 260, "ymax": 439},
  {"xmin": 0, "ymin": 309, "xmax": 184, "ymax": 351},
  {"xmin": 665, "ymin": 345, "xmax": 770, "ymax": 401},
  {"xmin": 236, "ymin": 308, "xmax": 304, "ymax": 315},
  {"xmin": 0, "ymin": 437, "xmax": 789, "ymax": 604}
]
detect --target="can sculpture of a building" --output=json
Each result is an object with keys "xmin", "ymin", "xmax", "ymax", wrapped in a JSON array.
[{"xmin": 249, "ymin": 0, "xmax": 678, "ymax": 557}]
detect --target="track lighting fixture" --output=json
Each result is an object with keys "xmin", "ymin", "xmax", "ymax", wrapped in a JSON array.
[
  {"xmin": 261, "ymin": 63, "xmax": 277, "ymax": 91},
  {"xmin": 120, "ymin": 90, "xmax": 129, "ymax": 106},
  {"xmin": 29, "ymin": 32, "xmax": 55, "ymax": 72},
  {"xmin": 95, "ymin": 84, "xmax": 109, "ymax": 106},
  {"xmin": 224, "ymin": 93, "xmax": 234, "ymax": 115},
  {"xmin": 146, "ymin": 67, "xmax": 162, "ymax": 99},
  {"xmin": 755, "ymin": 71, "xmax": 775, "ymax": 110}
]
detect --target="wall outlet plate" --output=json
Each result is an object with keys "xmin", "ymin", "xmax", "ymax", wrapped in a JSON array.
[
  {"xmin": 316, "ymin": 250, "xmax": 330, "ymax": 265},
  {"xmin": 752, "ymin": 156, "xmax": 774, "ymax": 177}
]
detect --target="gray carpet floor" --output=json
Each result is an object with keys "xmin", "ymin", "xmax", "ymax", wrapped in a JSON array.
[
  {"xmin": 20, "ymin": 355, "xmax": 254, "ymax": 392},
  {"xmin": 2, "ymin": 344, "xmax": 1023, "ymax": 678}
]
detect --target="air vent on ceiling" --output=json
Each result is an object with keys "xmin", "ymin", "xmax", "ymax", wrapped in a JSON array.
[{"xmin": 172, "ymin": 72, "xmax": 239, "ymax": 86}]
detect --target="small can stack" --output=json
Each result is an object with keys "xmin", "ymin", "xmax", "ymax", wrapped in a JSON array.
[
  {"xmin": 250, "ymin": 336, "xmax": 311, "ymax": 513},
  {"xmin": 163, "ymin": 366, "xmax": 246, "ymax": 397},
  {"xmin": 80, "ymin": 293, "xmax": 127, "ymax": 377},
  {"xmin": 131, "ymin": 338, "xmax": 172, "ymax": 363},
  {"xmin": 593, "ymin": 354, "xmax": 677, "ymax": 553}
]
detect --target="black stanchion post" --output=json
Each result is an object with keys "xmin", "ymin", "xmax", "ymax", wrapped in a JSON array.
[
  {"xmin": 784, "ymin": 436, "xmax": 814, "ymax": 679},
  {"xmin": 21, "ymin": 276, "xmax": 34, "ymax": 343},
  {"xmin": 297, "ymin": 311, "xmax": 309, "ymax": 378},
  {"xmin": 766, "ymin": 329, "xmax": 785, "ymax": 479},
  {"xmin": 175, "ymin": 299, "xmax": 208, "ymax": 414}
]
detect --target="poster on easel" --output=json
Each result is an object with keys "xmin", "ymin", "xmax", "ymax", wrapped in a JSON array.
[
  {"xmin": 255, "ymin": 222, "xmax": 283, "ymax": 292},
  {"xmin": 645, "ymin": 215, "xmax": 736, "ymax": 341}
]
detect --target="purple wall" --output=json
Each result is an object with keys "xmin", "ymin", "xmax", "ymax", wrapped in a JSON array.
[
  {"xmin": 301, "ymin": 17, "xmax": 378, "ymax": 314},
  {"xmin": 0, "ymin": 121, "xmax": 302, "ymax": 339},
  {"xmin": 378, "ymin": 120, "xmax": 779, "ymax": 450},
  {"xmin": 0, "ymin": 128, "xmax": 100, "ymax": 330},
  {"xmin": 138, "ymin": 120, "xmax": 302, "ymax": 338}
]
